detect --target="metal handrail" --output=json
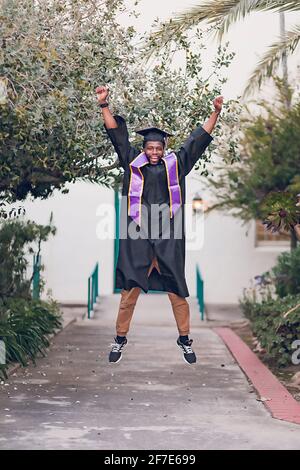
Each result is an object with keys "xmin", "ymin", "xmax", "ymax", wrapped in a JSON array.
[
  {"xmin": 32, "ymin": 254, "xmax": 41, "ymax": 299},
  {"xmin": 196, "ymin": 265, "xmax": 205, "ymax": 320},
  {"xmin": 88, "ymin": 262, "xmax": 99, "ymax": 319}
]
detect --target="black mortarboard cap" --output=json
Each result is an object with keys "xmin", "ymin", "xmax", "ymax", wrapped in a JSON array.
[{"xmin": 136, "ymin": 126, "xmax": 173, "ymax": 146}]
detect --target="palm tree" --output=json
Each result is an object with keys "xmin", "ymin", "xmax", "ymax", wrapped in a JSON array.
[{"xmin": 143, "ymin": 0, "xmax": 300, "ymax": 98}]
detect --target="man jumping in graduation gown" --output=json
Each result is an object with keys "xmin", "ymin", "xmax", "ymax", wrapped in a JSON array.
[{"xmin": 96, "ymin": 85, "xmax": 223, "ymax": 365}]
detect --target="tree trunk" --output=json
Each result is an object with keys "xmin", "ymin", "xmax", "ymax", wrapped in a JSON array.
[
  {"xmin": 290, "ymin": 227, "xmax": 298, "ymax": 251},
  {"xmin": 280, "ymin": 12, "xmax": 291, "ymax": 109}
]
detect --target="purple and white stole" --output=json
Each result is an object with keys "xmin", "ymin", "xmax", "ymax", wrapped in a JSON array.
[{"xmin": 128, "ymin": 152, "xmax": 182, "ymax": 227}]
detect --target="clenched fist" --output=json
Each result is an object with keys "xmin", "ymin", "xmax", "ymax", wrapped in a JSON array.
[
  {"xmin": 95, "ymin": 85, "xmax": 109, "ymax": 104},
  {"xmin": 213, "ymin": 95, "xmax": 224, "ymax": 114}
]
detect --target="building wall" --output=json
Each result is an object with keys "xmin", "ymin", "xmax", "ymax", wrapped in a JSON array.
[
  {"xmin": 22, "ymin": 182, "xmax": 115, "ymax": 304},
  {"xmin": 185, "ymin": 174, "xmax": 289, "ymax": 304}
]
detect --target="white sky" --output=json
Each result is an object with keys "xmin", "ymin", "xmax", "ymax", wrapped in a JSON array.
[{"xmin": 119, "ymin": 0, "xmax": 300, "ymax": 102}]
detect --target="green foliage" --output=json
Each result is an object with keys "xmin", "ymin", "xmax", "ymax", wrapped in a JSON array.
[
  {"xmin": 0, "ymin": 218, "xmax": 56, "ymax": 300},
  {"xmin": 0, "ymin": 0, "xmax": 133, "ymax": 201},
  {"xmin": 0, "ymin": 297, "xmax": 62, "ymax": 380},
  {"xmin": 0, "ymin": 0, "xmax": 239, "ymax": 203},
  {"xmin": 240, "ymin": 292, "xmax": 300, "ymax": 367},
  {"xmin": 260, "ymin": 191, "xmax": 300, "ymax": 233},
  {"xmin": 206, "ymin": 78, "xmax": 300, "ymax": 230},
  {"xmin": 0, "ymin": 210, "xmax": 59, "ymax": 380},
  {"xmin": 270, "ymin": 245, "xmax": 300, "ymax": 298},
  {"xmin": 240, "ymin": 246, "xmax": 300, "ymax": 367}
]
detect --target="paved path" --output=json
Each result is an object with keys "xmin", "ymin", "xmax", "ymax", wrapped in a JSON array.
[{"xmin": 0, "ymin": 294, "xmax": 299, "ymax": 450}]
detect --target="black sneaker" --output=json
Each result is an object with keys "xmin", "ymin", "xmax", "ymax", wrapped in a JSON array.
[
  {"xmin": 109, "ymin": 337, "xmax": 128, "ymax": 363},
  {"xmin": 177, "ymin": 337, "xmax": 196, "ymax": 364}
]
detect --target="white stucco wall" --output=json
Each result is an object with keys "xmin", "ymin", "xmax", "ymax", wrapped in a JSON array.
[
  {"xmin": 21, "ymin": 182, "xmax": 115, "ymax": 303},
  {"xmin": 185, "ymin": 174, "xmax": 289, "ymax": 303}
]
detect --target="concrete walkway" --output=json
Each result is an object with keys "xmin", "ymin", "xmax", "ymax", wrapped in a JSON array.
[{"xmin": 0, "ymin": 294, "xmax": 300, "ymax": 450}]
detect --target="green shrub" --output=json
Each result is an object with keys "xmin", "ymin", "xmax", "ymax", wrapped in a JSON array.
[
  {"xmin": 240, "ymin": 246, "xmax": 300, "ymax": 367},
  {"xmin": 270, "ymin": 246, "xmax": 300, "ymax": 298},
  {"xmin": 0, "ymin": 218, "xmax": 56, "ymax": 302},
  {"xmin": 0, "ymin": 217, "xmax": 59, "ymax": 379},
  {"xmin": 240, "ymin": 292, "xmax": 300, "ymax": 367},
  {"xmin": 0, "ymin": 297, "xmax": 62, "ymax": 380}
]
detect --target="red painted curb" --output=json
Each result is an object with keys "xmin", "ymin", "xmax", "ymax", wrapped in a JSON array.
[{"xmin": 213, "ymin": 327, "xmax": 300, "ymax": 425}]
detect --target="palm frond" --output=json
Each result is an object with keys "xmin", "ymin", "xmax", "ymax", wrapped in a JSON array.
[
  {"xmin": 143, "ymin": 1, "xmax": 254, "ymax": 53},
  {"xmin": 263, "ymin": 0, "xmax": 300, "ymax": 14},
  {"xmin": 141, "ymin": 0, "xmax": 300, "ymax": 58},
  {"xmin": 243, "ymin": 24, "xmax": 300, "ymax": 98}
]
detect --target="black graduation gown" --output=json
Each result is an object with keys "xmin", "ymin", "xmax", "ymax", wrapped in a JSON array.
[{"xmin": 104, "ymin": 115, "xmax": 213, "ymax": 298}]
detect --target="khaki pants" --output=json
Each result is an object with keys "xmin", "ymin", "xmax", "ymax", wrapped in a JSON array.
[{"xmin": 116, "ymin": 257, "xmax": 190, "ymax": 336}]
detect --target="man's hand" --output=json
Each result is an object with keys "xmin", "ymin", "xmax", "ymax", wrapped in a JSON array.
[
  {"xmin": 96, "ymin": 85, "xmax": 109, "ymax": 104},
  {"xmin": 96, "ymin": 85, "xmax": 118, "ymax": 129},
  {"xmin": 202, "ymin": 95, "xmax": 224, "ymax": 135},
  {"xmin": 213, "ymin": 95, "xmax": 224, "ymax": 114}
]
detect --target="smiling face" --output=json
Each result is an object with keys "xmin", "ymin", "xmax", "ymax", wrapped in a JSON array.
[{"xmin": 144, "ymin": 141, "xmax": 164, "ymax": 165}]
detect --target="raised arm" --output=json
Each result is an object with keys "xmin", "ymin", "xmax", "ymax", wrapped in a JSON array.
[
  {"xmin": 202, "ymin": 96, "xmax": 223, "ymax": 134},
  {"xmin": 96, "ymin": 85, "xmax": 131, "ymax": 169},
  {"xmin": 178, "ymin": 96, "xmax": 223, "ymax": 176},
  {"xmin": 96, "ymin": 85, "xmax": 118, "ymax": 129}
]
